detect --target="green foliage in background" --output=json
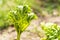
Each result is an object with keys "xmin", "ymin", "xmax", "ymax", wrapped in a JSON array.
[
  {"xmin": 41, "ymin": 0, "xmax": 60, "ymax": 8},
  {"xmin": 8, "ymin": 5, "xmax": 37, "ymax": 40},
  {"xmin": 0, "ymin": 11, "xmax": 9, "ymax": 30},
  {"xmin": 0, "ymin": 0, "xmax": 16, "ymax": 30},
  {"xmin": 40, "ymin": 0, "xmax": 60, "ymax": 15},
  {"xmin": 41, "ymin": 22, "xmax": 60, "ymax": 40}
]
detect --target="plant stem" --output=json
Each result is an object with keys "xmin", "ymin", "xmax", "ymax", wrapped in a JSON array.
[{"xmin": 17, "ymin": 32, "xmax": 20, "ymax": 40}]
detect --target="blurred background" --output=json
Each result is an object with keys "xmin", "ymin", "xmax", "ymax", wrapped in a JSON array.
[{"xmin": 0, "ymin": 0, "xmax": 60, "ymax": 40}]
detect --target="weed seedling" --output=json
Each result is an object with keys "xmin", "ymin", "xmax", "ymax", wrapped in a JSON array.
[{"xmin": 8, "ymin": 5, "xmax": 37, "ymax": 40}]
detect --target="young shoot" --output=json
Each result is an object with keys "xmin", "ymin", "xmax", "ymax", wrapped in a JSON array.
[{"xmin": 8, "ymin": 5, "xmax": 37, "ymax": 40}]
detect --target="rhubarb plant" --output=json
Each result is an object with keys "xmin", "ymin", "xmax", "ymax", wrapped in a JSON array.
[
  {"xmin": 40, "ymin": 22, "xmax": 60, "ymax": 40},
  {"xmin": 8, "ymin": 5, "xmax": 37, "ymax": 40}
]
